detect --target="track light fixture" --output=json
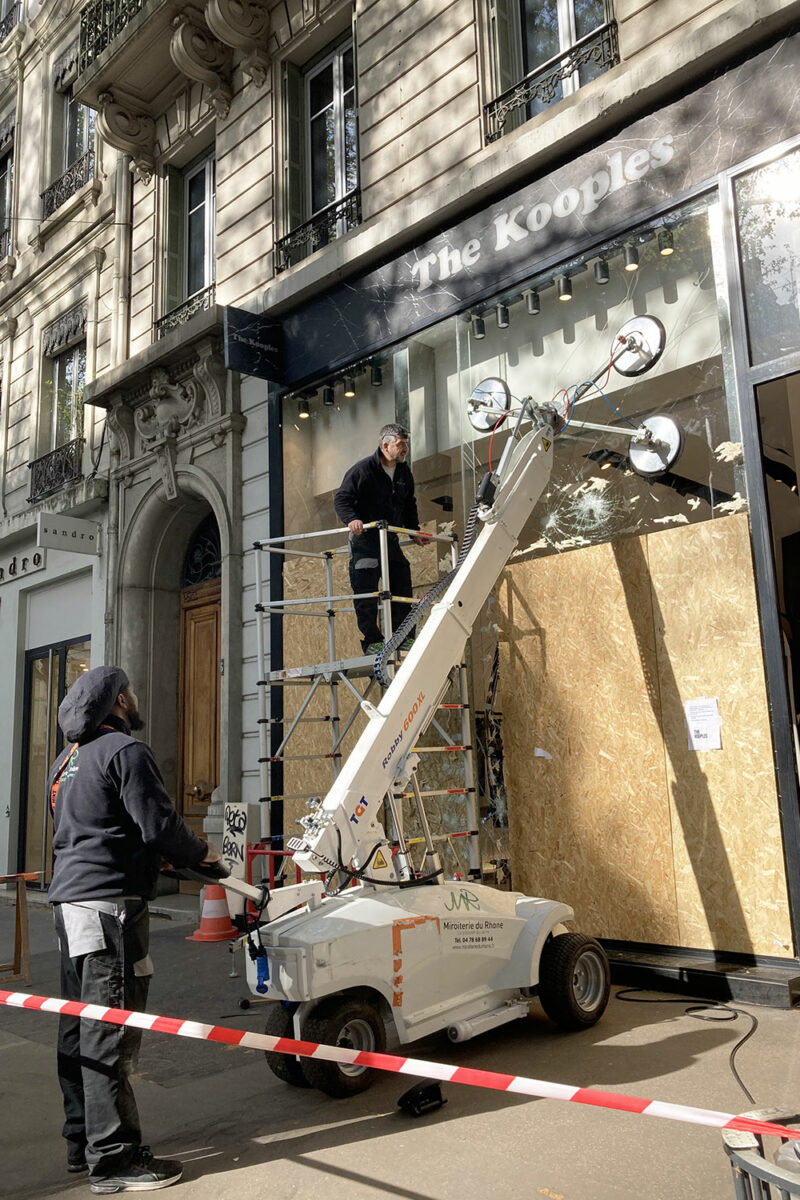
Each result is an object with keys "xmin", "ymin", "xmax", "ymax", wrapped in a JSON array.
[
  {"xmin": 323, "ymin": 385, "xmax": 335, "ymax": 406},
  {"xmin": 624, "ymin": 244, "xmax": 639, "ymax": 272},
  {"xmin": 297, "ymin": 397, "xmax": 310, "ymax": 419},
  {"xmin": 370, "ymin": 364, "xmax": 383, "ymax": 387},
  {"xmin": 343, "ymin": 376, "xmax": 356, "ymax": 397},
  {"xmin": 471, "ymin": 313, "xmax": 486, "ymax": 339},
  {"xmin": 523, "ymin": 288, "xmax": 540, "ymax": 315},
  {"xmin": 556, "ymin": 274, "xmax": 572, "ymax": 302},
  {"xmin": 594, "ymin": 259, "xmax": 610, "ymax": 285},
  {"xmin": 495, "ymin": 302, "xmax": 509, "ymax": 329},
  {"xmin": 658, "ymin": 228, "xmax": 674, "ymax": 256}
]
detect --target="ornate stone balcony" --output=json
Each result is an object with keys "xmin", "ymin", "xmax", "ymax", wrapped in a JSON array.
[
  {"xmin": 28, "ymin": 439, "xmax": 85, "ymax": 504},
  {"xmin": 74, "ymin": 0, "xmax": 269, "ymax": 180},
  {"xmin": 275, "ymin": 190, "xmax": 362, "ymax": 274},
  {"xmin": 41, "ymin": 149, "xmax": 95, "ymax": 220},
  {"xmin": 155, "ymin": 282, "xmax": 216, "ymax": 339},
  {"xmin": 484, "ymin": 20, "xmax": 620, "ymax": 143}
]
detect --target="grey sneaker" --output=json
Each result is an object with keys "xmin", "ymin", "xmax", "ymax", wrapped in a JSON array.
[{"xmin": 89, "ymin": 1146, "xmax": 182, "ymax": 1193}]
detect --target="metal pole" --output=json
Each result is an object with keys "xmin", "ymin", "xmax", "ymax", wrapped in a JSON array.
[
  {"xmin": 253, "ymin": 546, "xmax": 270, "ymax": 841},
  {"xmin": 40, "ymin": 650, "xmax": 54, "ymax": 886},
  {"xmin": 325, "ymin": 552, "xmax": 341, "ymax": 781},
  {"xmin": 378, "ymin": 522, "xmax": 392, "ymax": 645},
  {"xmin": 458, "ymin": 662, "xmax": 480, "ymax": 880}
]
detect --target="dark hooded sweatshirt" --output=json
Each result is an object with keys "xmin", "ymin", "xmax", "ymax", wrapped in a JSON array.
[{"xmin": 48, "ymin": 675, "xmax": 207, "ymax": 903}]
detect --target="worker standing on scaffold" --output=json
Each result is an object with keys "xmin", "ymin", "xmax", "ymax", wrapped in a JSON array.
[{"xmin": 334, "ymin": 423, "xmax": 428, "ymax": 654}]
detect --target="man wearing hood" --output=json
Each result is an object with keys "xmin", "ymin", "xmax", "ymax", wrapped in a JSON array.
[{"xmin": 47, "ymin": 665, "xmax": 217, "ymax": 1194}]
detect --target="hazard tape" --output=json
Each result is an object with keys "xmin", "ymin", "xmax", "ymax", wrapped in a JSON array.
[{"xmin": 1, "ymin": 987, "xmax": 798, "ymax": 1141}]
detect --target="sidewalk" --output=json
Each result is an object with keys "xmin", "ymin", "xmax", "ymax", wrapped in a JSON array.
[{"xmin": 2, "ymin": 901, "xmax": 800, "ymax": 1200}]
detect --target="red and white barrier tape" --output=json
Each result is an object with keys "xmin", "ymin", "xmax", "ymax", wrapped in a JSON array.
[{"xmin": 2, "ymin": 988, "xmax": 797, "ymax": 1141}]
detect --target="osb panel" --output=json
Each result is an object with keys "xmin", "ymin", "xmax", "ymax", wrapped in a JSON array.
[
  {"xmin": 649, "ymin": 513, "xmax": 793, "ymax": 956},
  {"xmin": 498, "ymin": 538, "xmax": 680, "ymax": 944}
]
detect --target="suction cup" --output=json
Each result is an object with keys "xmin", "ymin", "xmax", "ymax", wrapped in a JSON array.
[
  {"xmin": 612, "ymin": 316, "xmax": 666, "ymax": 377},
  {"xmin": 466, "ymin": 377, "xmax": 510, "ymax": 431},
  {"xmin": 629, "ymin": 415, "xmax": 684, "ymax": 477}
]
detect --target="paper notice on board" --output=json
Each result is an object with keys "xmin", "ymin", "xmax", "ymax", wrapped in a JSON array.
[{"xmin": 684, "ymin": 698, "xmax": 722, "ymax": 751}]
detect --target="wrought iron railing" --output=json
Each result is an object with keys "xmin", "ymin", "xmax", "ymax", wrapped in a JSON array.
[
  {"xmin": 0, "ymin": 2, "xmax": 20, "ymax": 47},
  {"xmin": 41, "ymin": 150, "xmax": 95, "ymax": 220},
  {"xmin": 155, "ymin": 282, "xmax": 216, "ymax": 339},
  {"xmin": 79, "ymin": 0, "xmax": 143, "ymax": 74},
  {"xmin": 484, "ymin": 21, "xmax": 619, "ymax": 143},
  {"xmin": 0, "ymin": 225, "xmax": 11, "ymax": 258},
  {"xmin": 275, "ymin": 189, "xmax": 361, "ymax": 274},
  {"xmin": 28, "ymin": 438, "xmax": 85, "ymax": 503}
]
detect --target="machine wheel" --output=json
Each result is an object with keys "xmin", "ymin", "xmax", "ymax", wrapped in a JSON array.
[
  {"xmin": 263, "ymin": 1003, "xmax": 312, "ymax": 1088},
  {"xmin": 300, "ymin": 996, "xmax": 386, "ymax": 1098},
  {"xmin": 538, "ymin": 933, "xmax": 610, "ymax": 1030}
]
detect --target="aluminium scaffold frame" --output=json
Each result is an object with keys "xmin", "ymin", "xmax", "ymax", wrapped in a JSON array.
[{"xmin": 251, "ymin": 521, "xmax": 482, "ymax": 879}]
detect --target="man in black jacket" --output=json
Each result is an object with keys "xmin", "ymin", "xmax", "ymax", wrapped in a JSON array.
[
  {"xmin": 334, "ymin": 423, "xmax": 427, "ymax": 653},
  {"xmin": 48, "ymin": 664, "xmax": 217, "ymax": 1194}
]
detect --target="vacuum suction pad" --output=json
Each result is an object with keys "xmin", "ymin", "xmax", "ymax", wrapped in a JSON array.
[
  {"xmin": 629, "ymin": 415, "xmax": 684, "ymax": 477},
  {"xmin": 466, "ymin": 377, "xmax": 511, "ymax": 431},
  {"xmin": 612, "ymin": 316, "xmax": 667, "ymax": 376}
]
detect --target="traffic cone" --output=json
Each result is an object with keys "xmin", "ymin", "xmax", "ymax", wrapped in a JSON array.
[{"xmin": 186, "ymin": 884, "xmax": 237, "ymax": 942}]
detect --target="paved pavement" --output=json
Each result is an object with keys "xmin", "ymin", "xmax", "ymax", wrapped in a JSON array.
[{"xmin": 2, "ymin": 894, "xmax": 800, "ymax": 1200}]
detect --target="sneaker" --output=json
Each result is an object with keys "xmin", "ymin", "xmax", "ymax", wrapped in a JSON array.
[
  {"xmin": 89, "ymin": 1146, "xmax": 183, "ymax": 1194},
  {"xmin": 67, "ymin": 1154, "xmax": 88, "ymax": 1174},
  {"xmin": 366, "ymin": 641, "xmax": 385, "ymax": 654}
]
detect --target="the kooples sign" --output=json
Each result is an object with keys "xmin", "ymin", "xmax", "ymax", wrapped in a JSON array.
[
  {"xmin": 0, "ymin": 549, "xmax": 46, "ymax": 584},
  {"xmin": 411, "ymin": 136, "xmax": 675, "ymax": 292}
]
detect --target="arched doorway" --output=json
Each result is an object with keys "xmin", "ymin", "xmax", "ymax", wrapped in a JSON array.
[{"xmin": 178, "ymin": 513, "xmax": 222, "ymax": 837}]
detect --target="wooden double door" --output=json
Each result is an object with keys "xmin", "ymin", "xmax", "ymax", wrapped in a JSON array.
[{"xmin": 178, "ymin": 579, "xmax": 221, "ymax": 838}]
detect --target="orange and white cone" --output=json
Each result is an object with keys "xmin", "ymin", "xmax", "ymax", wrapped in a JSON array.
[{"xmin": 186, "ymin": 883, "xmax": 237, "ymax": 942}]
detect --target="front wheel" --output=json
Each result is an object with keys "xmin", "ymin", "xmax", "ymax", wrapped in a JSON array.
[
  {"xmin": 300, "ymin": 996, "xmax": 386, "ymax": 1098},
  {"xmin": 538, "ymin": 932, "xmax": 610, "ymax": 1030},
  {"xmin": 263, "ymin": 1002, "xmax": 312, "ymax": 1087}
]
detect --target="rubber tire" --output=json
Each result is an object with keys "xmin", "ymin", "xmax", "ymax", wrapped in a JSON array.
[
  {"xmin": 263, "ymin": 1003, "xmax": 312, "ymax": 1087},
  {"xmin": 300, "ymin": 996, "xmax": 386, "ymax": 1098},
  {"xmin": 538, "ymin": 932, "xmax": 610, "ymax": 1030}
]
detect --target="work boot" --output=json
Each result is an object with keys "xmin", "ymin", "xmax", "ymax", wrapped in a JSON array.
[
  {"xmin": 67, "ymin": 1151, "xmax": 87, "ymax": 1174},
  {"xmin": 89, "ymin": 1146, "xmax": 182, "ymax": 1194}
]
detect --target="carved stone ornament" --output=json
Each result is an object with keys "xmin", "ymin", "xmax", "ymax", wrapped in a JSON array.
[
  {"xmin": 43, "ymin": 301, "xmax": 88, "ymax": 356},
  {"xmin": 106, "ymin": 399, "xmax": 136, "ymax": 463},
  {"xmin": 192, "ymin": 340, "xmax": 227, "ymax": 418},
  {"xmin": 154, "ymin": 436, "xmax": 179, "ymax": 501},
  {"xmin": 96, "ymin": 92, "xmax": 156, "ymax": 184},
  {"xmin": 170, "ymin": 13, "xmax": 233, "ymax": 118},
  {"xmin": 53, "ymin": 39, "xmax": 79, "ymax": 92},
  {"xmin": 134, "ymin": 367, "xmax": 200, "ymax": 445},
  {"xmin": 204, "ymin": 0, "xmax": 270, "ymax": 87},
  {"xmin": 0, "ymin": 110, "xmax": 14, "ymax": 153}
]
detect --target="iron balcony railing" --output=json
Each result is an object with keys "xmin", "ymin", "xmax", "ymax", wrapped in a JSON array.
[
  {"xmin": 155, "ymin": 282, "xmax": 215, "ymax": 339},
  {"xmin": 275, "ymin": 189, "xmax": 361, "ymax": 274},
  {"xmin": 0, "ymin": 2, "xmax": 20, "ymax": 47},
  {"xmin": 41, "ymin": 149, "xmax": 95, "ymax": 220},
  {"xmin": 484, "ymin": 20, "xmax": 620, "ymax": 143},
  {"xmin": 28, "ymin": 438, "xmax": 85, "ymax": 503},
  {"xmin": 0, "ymin": 224, "xmax": 11, "ymax": 258},
  {"xmin": 79, "ymin": 0, "xmax": 143, "ymax": 73}
]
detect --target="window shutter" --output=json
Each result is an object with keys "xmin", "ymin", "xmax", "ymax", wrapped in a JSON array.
[
  {"xmin": 163, "ymin": 166, "xmax": 184, "ymax": 313},
  {"xmin": 282, "ymin": 60, "xmax": 305, "ymax": 235}
]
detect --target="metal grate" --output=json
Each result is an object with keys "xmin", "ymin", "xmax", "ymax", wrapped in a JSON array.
[
  {"xmin": 155, "ymin": 283, "xmax": 216, "ymax": 339},
  {"xmin": 484, "ymin": 21, "xmax": 619, "ymax": 143},
  {"xmin": 78, "ymin": 0, "xmax": 143, "ymax": 74},
  {"xmin": 275, "ymin": 189, "xmax": 361, "ymax": 274},
  {"xmin": 41, "ymin": 150, "xmax": 95, "ymax": 220},
  {"xmin": 27, "ymin": 438, "xmax": 84, "ymax": 503}
]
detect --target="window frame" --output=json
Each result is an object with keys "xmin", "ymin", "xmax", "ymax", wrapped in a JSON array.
[
  {"xmin": 184, "ymin": 154, "xmax": 216, "ymax": 300},
  {"xmin": 304, "ymin": 39, "xmax": 357, "ymax": 219},
  {"xmin": 48, "ymin": 340, "xmax": 86, "ymax": 451}
]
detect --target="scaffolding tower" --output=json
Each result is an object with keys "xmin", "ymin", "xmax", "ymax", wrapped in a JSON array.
[{"xmin": 251, "ymin": 521, "xmax": 482, "ymax": 880}]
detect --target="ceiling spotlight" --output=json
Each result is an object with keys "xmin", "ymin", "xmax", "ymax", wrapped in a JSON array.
[
  {"xmin": 471, "ymin": 313, "xmax": 486, "ymax": 339},
  {"xmin": 370, "ymin": 364, "xmax": 382, "ymax": 387},
  {"xmin": 495, "ymin": 302, "xmax": 509, "ymax": 329},
  {"xmin": 343, "ymin": 376, "xmax": 356, "ymax": 397},
  {"xmin": 594, "ymin": 259, "xmax": 610, "ymax": 285},
  {"xmin": 297, "ymin": 397, "xmax": 310, "ymax": 419},
  {"xmin": 624, "ymin": 244, "xmax": 639, "ymax": 272},
  {"xmin": 556, "ymin": 274, "xmax": 572, "ymax": 301},
  {"xmin": 658, "ymin": 228, "xmax": 674, "ymax": 256},
  {"xmin": 523, "ymin": 288, "xmax": 540, "ymax": 315},
  {"xmin": 322, "ymin": 385, "xmax": 335, "ymax": 406}
]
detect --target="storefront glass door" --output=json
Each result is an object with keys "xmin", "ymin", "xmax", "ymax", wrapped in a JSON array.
[{"xmin": 19, "ymin": 638, "xmax": 90, "ymax": 885}]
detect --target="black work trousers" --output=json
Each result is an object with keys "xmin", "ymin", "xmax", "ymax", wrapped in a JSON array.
[
  {"xmin": 349, "ymin": 533, "xmax": 412, "ymax": 651},
  {"xmin": 54, "ymin": 899, "xmax": 151, "ymax": 1175}
]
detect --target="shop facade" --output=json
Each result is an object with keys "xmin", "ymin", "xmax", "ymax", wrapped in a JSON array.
[{"xmin": 266, "ymin": 29, "xmax": 800, "ymax": 965}]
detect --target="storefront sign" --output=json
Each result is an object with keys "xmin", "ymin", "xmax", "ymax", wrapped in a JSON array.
[
  {"xmin": 223, "ymin": 307, "xmax": 283, "ymax": 382},
  {"xmin": 280, "ymin": 31, "xmax": 800, "ymax": 388},
  {"xmin": 0, "ymin": 547, "xmax": 46, "ymax": 584},
  {"xmin": 37, "ymin": 513, "xmax": 101, "ymax": 556}
]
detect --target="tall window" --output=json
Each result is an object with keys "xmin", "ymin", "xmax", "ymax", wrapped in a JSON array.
[
  {"xmin": 63, "ymin": 86, "xmax": 94, "ymax": 172},
  {"xmin": 50, "ymin": 341, "xmax": 86, "ymax": 449},
  {"xmin": 162, "ymin": 154, "xmax": 216, "ymax": 323},
  {"xmin": 42, "ymin": 85, "xmax": 95, "ymax": 218},
  {"xmin": 0, "ymin": 147, "xmax": 12, "ymax": 254},
  {"xmin": 278, "ymin": 37, "xmax": 360, "ymax": 271},
  {"xmin": 487, "ymin": 0, "xmax": 617, "ymax": 140}
]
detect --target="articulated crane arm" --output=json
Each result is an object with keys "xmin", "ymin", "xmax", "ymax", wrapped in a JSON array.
[{"xmin": 288, "ymin": 316, "xmax": 679, "ymax": 889}]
